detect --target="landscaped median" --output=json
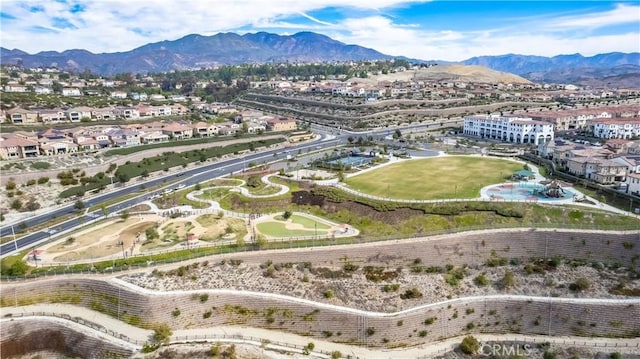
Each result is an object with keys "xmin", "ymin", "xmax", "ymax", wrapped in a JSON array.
[{"xmin": 58, "ymin": 137, "xmax": 285, "ymax": 198}]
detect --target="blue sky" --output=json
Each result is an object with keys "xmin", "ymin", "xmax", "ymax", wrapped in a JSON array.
[{"xmin": 1, "ymin": 0, "xmax": 639, "ymax": 61}]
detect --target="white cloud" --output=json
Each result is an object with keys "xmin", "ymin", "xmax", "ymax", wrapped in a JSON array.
[
  {"xmin": 545, "ymin": 3, "xmax": 640, "ymax": 30},
  {"xmin": 0, "ymin": 0, "xmax": 638, "ymax": 61}
]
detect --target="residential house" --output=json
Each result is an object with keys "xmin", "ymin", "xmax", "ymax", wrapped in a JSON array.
[
  {"xmin": 191, "ymin": 122, "xmax": 219, "ymax": 137},
  {"xmin": 140, "ymin": 129, "xmax": 170, "ymax": 144},
  {"xmin": 38, "ymin": 108, "xmax": 67, "ymax": 124},
  {"xmin": 605, "ymin": 139, "xmax": 633, "ymax": 154},
  {"xmin": 266, "ymin": 117, "xmax": 297, "ymax": 132},
  {"xmin": 171, "ymin": 103, "xmax": 189, "ymax": 115},
  {"xmin": 34, "ymin": 86, "xmax": 53, "ymax": 94},
  {"xmin": 6, "ymin": 107, "xmax": 38, "ymax": 124},
  {"xmin": 111, "ymin": 91, "xmax": 128, "ymax": 99},
  {"xmin": 626, "ymin": 173, "xmax": 640, "ymax": 196},
  {"xmin": 593, "ymin": 119, "xmax": 640, "ymax": 139},
  {"xmin": 65, "ymin": 106, "xmax": 93, "ymax": 122},
  {"xmin": 566, "ymin": 157, "xmax": 626, "ymax": 184},
  {"xmin": 613, "ymin": 155, "xmax": 640, "ymax": 175},
  {"xmin": 3, "ymin": 84, "xmax": 28, "ymax": 93},
  {"xmin": 93, "ymin": 107, "xmax": 115, "ymax": 121},
  {"xmin": 149, "ymin": 94, "xmax": 166, "ymax": 101},
  {"xmin": 113, "ymin": 107, "xmax": 140, "ymax": 119},
  {"xmin": 106, "ymin": 128, "xmax": 140, "ymax": 147},
  {"xmin": 74, "ymin": 136, "xmax": 100, "ymax": 151},
  {"xmin": 161, "ymin": 122, "xmax": 193, "ymax": 140},
  {"xmin": 62, "ymin": 88, "xmax": 82, "ymax": 96},
  {"xmin": 0, "ymin": 135, "xmax": 40, "ymax": 159},
  {"xmin": 39, "ymin": 139, "xmax": 78, "ymax": 156}
]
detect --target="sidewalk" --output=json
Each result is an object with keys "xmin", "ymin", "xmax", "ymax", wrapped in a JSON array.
[{"xmin": 2, "ymin": 304, "xmax": 639, "ymax": 358}]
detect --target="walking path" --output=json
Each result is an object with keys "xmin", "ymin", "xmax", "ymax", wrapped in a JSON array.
[{"xmin": 3, "ymin": 302, "xmax": 639, "ymax": 359}]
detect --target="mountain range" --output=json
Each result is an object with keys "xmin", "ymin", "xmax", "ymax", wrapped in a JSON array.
[{"xmin": 1, "ymin": 31, "xmax": 639, "ymax": 85}]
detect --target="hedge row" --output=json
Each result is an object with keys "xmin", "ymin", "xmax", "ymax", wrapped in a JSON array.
[{"xmin": 310, "ymin": 186, "xmax": 524, "ymax": 218}]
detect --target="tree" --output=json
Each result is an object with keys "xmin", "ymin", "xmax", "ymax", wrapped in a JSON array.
[
  {"xmin": 460, "ymin": 335, "xmax": 480, "ymax": 354},
  {"xmin": 393, "ymin": 129, "xmax": 402, "ymax": 140},
  {"xmin": 120, "ymin": 211, "xmax": 130, "ymax": 221},
  {"xmin": 74, "ymin": 200, "xmax": 85, "ymax": 211},
  {"xmin": 283, "ymin": 210, "xmax": 292, "ymax": 220},
  {"xmin": 10, "ymin": 199, "xmax": 22, "ymax": 211},
  {"xmin": 25, "ymin": 199, "xmax": 40, "ymax": 212},
  {"xmin": 247, "ymin": 175, "xmax": 261, "ymax": 188}
]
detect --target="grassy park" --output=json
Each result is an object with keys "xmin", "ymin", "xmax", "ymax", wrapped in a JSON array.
[
  {"xmin": 345, "ymin": 156, "xmax": 522, "ymax": 200},
  {"xmin": 256, "ymin": 214, "xmax": 332, "ymax": 238}
]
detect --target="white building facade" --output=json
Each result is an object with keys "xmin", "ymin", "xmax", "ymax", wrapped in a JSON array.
[
  {"xmin": 592, "ymin": 119, "xmax": 640, "ymax": 139},
  {"xmin": 463, "ymin": 114, "xmax": 554, "ymax": 145}
]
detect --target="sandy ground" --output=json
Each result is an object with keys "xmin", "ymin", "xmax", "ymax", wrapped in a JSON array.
[
  {"xmin": 34, "ymin": 213, "xmax": 251, "ymax": 264},
  {"xmin": 121, "ymin": 259, "xmax": 639, "ymax": 312}
]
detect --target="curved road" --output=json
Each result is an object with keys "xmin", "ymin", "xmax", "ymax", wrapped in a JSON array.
[{"xmin": 0, "ymin": 120, "xmax": 461, "ymax": 258}]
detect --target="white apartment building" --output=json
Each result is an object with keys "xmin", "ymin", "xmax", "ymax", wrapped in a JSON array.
[
  {"xmin": 463, "ymin": 114, "xmax": 554, "ymax": 145},
  {"xmin": 593, "ymin": 119, "xmax": 640, "ymax": 139}
]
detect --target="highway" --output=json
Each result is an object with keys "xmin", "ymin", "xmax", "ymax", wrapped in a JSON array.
[{"xmin": 0, "ymin": 120, "xmax": 461, "ymax": 258}]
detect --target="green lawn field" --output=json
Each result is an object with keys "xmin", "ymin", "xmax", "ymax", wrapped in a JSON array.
[
  {"xmin": 256, "ymin": 222, "xmax": 328, "ymax": 237},
  {"xmin": 289, "ymin": 214, "xmax": 331, "ymax": 230},
  {"xmin": 344, "ymin": 156, "xmax": 522, "ymax": 200}
]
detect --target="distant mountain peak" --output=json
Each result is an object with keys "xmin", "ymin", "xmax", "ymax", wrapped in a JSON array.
[
  {"xmin": 0, "ymin": 31, "xmax": 391, "ymax": 74},
  {"xmin": 0, "ymin": 31, "xmax": 637, "ymax": 85}
]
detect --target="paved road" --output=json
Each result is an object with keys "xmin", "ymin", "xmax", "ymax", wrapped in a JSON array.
[
  {"xmin": 0, "ymin": 136, "xmax": 339, "ymax": 258},
  {"xmin": 0, "ymin": 121, "xmax": 463, "ymax": 258}
]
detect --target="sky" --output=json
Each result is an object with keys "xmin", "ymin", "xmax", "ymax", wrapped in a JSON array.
[{"xmin": 1, "ymin": 0, "xmax": 639, "ymax": 61}]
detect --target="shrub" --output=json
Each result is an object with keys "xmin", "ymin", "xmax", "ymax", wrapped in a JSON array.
[
  {"xmin": 203, "ymin": 310, "xmax": 212, "ymax": 319},
  {"xmin": 419, "ymin": 330, "xmax": 428, "ymax": 337},
  {"xmin": 543, "ymin": 351, "xmax": 557, "ymax": 359},
  {"xmin": 283, "ymin": 210, "xmax": 292, "ymax": 219},
  {"xmin": 424, "ymin": 317, "xmax": 436, "ymax": 325},
  {"xmin": 474, "ymin": 274, "xmax": 489, "ymax": 286},
  {"xmin": 331, "ymin": 351, "xmax": 342, "ymax": 359},
  {"xmin": 460, "ymin": 335, "xmax": 480, "ymax": 354},
  {"xmin": 10, "ymin": 199, "xmax": 22, "ymax": 211},
  {"xmin": 171, "ymin": 308, "xmax": 180, "ymax": 317},
  {"xmin": 5, "ymin": 181, "xmax": 16, "ymax": 191},
  {"xmin": 37, "ymin": 176, "xmax": 49, "ymax": 184},
  {"xmin": 323, "ymin": 289, "xmax": 335, "ymax": 299},
  {"xmin": 199, "ymin": 294, "xmax": 209, "ymax": 302},
  {"xmin": 569, "ymin": 277, "xmax": 590, "ymax": 292},
  {"xmin": 26, "ymin": 179, "xmax": 36, "ymax": 186},
  {"xmin": 382, "ymin": 284, "xmax": 400, "ymax": 292},
  {"xmin": 31, "ymin": 161, "xmax": 51, "ymax": 170},
  {"xmin": 501, "ymin": 270, "xmax": 516, "ymax": 288},
  {"xmin": 610, "ymin": 352, "xmax": 622, "ymax": 359},
  {"xmin": 152, "ymin": 323, "xmax": 173, "ymax": 344},
  {"xmin": 366, "ymin": 327, "xmax": 375, "ymax": 336},
  {"xmin": 400, "ymin": 287, "xmax": 423, "ymax": 300},
  {"xmin": 145, "ymin": 227, "xmax": 159, "ymax": 240}
]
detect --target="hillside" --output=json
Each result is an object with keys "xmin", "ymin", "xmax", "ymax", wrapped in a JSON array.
[{"xmin": 349, "ymin": 64, "xmax": 531, "ymax": 85}]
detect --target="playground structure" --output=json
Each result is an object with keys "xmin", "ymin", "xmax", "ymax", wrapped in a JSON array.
[{"xmin": 535, "ymin": 180, "xmax": 568, "ymax": 198}]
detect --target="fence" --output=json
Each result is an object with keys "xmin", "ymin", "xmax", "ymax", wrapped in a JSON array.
[
  {"xmin": 5, "ymin": 312, "xmax": 639, "ymax": 358},
  {"xmin": 2, "ymin": 311, "xmax": 341, "ymax": 357},
  {"xmin": 3, "ymin": 223, "xmax": 639, "ymax": 281}
]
